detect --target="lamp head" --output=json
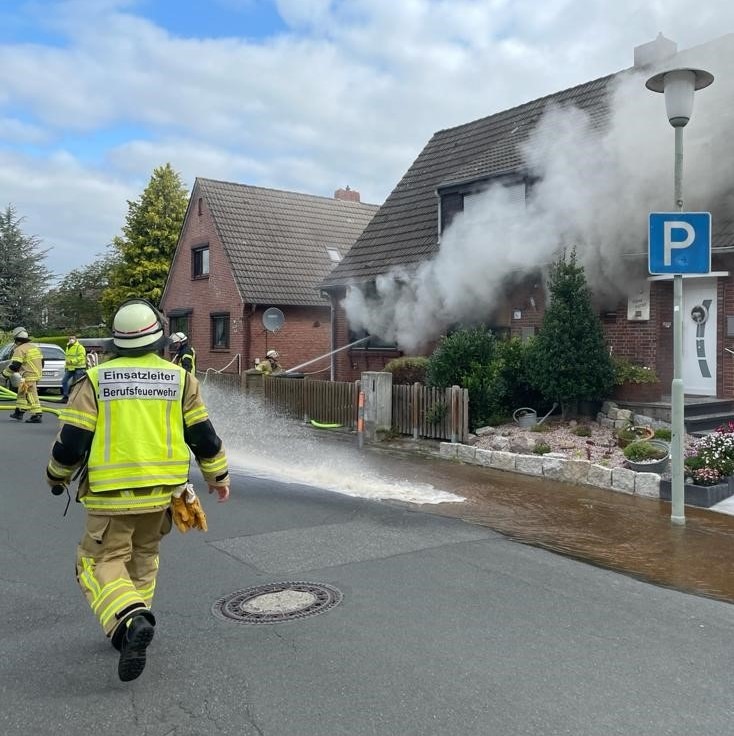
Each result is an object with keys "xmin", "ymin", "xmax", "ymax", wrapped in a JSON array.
[{"xmin": 646, "ymin": 67, "xmax": 714, "ymax": 127}]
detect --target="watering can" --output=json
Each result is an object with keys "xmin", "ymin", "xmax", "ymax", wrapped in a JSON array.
[
  {"xmin": 513, "ymin": 403, "xmax": 558, "ymax": 429},
  {"xmin": 513, "ymin": 407, "xmax": 538, "ymax": 428}
]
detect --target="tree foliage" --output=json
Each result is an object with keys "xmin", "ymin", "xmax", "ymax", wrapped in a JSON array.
[
  {"xmin": 101, "ymin": 163, "xmax": 188, "ymax": 315},
  {"xmin": 0, "ymin": 205, "xmax": 52, "ymax": 332},
  {"xmin": 527, "ymin": 250, "xmax": 614, "ymax": 417},
  {"xmin": 43, "ymin": 254, "xmax": 116, "ymax": 333}
]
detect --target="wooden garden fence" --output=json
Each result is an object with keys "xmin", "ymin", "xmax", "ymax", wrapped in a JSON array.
[{"xmin": 204, "ymin": 370, "xmax": 469, "ymax": 442}]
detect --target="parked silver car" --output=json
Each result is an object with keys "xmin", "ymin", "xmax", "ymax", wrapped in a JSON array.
[{"xmin": 0, "ymin": 341, "xmax": 66, "ymax": 394}]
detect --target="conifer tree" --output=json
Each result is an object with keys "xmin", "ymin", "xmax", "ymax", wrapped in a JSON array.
[
  {"xmin": 0, "ymin": 205, "xmax": 52, "ymax": 331},
  {"xmin": 101, "ymin": 163, "xmax": 188, "ymax": 316},
  {"xmin": 527, "ymin": 250, "xmax": 614, "ymax": 417}
]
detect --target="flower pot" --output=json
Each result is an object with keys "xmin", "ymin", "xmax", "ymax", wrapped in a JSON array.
[
  {"xmin": 616, "ymin": 425, "xmax": 655, "ymax": 448},
  {"xmin": 611, "ymin": 381, "xmax": 663, "ymax": 403},
  {"xmin": 624, "ymin": 439, "xmax": 670, "ymax": 474},
  {"xmin": 659, "ymin": 478, "xmax": 734, "ymax": 508}
]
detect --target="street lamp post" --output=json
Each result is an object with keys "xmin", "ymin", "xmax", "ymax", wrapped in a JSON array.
[{"xmin": 646, "ymin": 68, "xmax": 714, "ymax": 525}]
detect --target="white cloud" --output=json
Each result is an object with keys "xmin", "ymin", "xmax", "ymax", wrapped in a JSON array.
[{"xmin": 0, "ymin": 0, "xmax": 733, "ymax": 280}]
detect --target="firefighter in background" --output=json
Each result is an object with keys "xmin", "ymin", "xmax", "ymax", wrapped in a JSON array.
[
  {"xmin": 169, "ymin": 331, "xmax": 196, "ymax": 373},
  {"xmin": 2, "ymin": 327, "xmax": 43, "ymax": 423},
  {"xmin": 256, "ymin": 349, "xmax": 283, "ymax": 375},
  {"xmin": 62, "ymin": 335, "xmax": 87, "ymax": 403},
  {"xmin": 45, "ymin": 299, "xmax": 230, "ymax": 682}
]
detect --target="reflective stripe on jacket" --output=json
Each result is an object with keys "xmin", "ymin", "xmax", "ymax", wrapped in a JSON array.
[
  {"xmin": 12, "ymin": 342, "xmax": 43, "ymax": 381},
  {"xmin": 65, "ymin": 341, "xmax": 87, "ymax": 370},
  {"xmin": 84, "ymin": 354, "xmax": 190, "ymax": 502}
]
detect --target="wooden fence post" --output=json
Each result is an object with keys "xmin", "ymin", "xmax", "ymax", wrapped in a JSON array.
[
  {"xmin": 450, "ymin": 385, "xmax": 460, "ymax": 444},
  {"xmin": 412, "ymin": 382, "xmax": 421, "ymax": 440}
]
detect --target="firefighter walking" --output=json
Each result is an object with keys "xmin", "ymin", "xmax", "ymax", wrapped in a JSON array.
[
  {"xmin": 3, "ymin": 326, "xmax": 43, "ymax": 423},
  {"xmin": 45, "ymin": 299, "xmax": 230, "ymax": 682}
]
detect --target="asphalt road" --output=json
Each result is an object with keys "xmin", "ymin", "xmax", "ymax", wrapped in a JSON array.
[{"xmin": 1, "ymin": 409, "xmax": 733, "ymax": 736}]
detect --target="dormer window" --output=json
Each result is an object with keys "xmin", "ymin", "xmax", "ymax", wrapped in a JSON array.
[
  {"xmin": 439, "ymin": 177, "xmax": 527, "ymax": 233},
  {"xmin": 327, "ymin": 248, "xmax": 342, "ymax": 263}
]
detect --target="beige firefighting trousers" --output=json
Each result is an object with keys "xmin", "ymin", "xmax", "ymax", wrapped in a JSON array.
[
  {"xmin": 16, "ymin": 380, "xmax": 41, "ymax": 415},
  {"xmin": 75, "ymin": 509, "xmax": 172, "ymax": 637}
]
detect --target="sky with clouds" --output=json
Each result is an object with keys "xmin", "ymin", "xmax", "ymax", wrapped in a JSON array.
[{"xmin": 0, "ymin": 0, "xmax": 732, "ymax": 280}]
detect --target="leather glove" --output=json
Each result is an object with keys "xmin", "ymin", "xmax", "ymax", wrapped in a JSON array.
[{"xmin": 170, "ymin": 483, "xmax": 208, "ymax": 533}]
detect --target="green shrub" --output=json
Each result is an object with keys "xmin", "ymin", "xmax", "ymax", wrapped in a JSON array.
[
  {"xmin": 533, "ymin": 441, "xmax": 551, "ymax": 455},
  {"xmin": 654, "ymin": 428, "xmax": 672, "ymax": 441},
  {"xmin": 526, "ymin": 250, "xmax": 614, "ymax": 417},
  {"xmin": 426, "ymin": 327, "xmax": 502, "ymax": 431},
  {"xmin": 623, "ymin": 440, "xmax": 667, "ymax": 462},
  {"xmin": 613, "ymin": 357, "xmax": 659, "ymax": 385},
  {"xmin": 572, "ymin": 425, "xmax": 592, "ymax": 437},
  {"xmin": 425, "ymin": 401, "xmax": 448, "ymax": 426},
  {"xmin": 384, "ymin": 356, "xmax": 429, "ymax": 385},
  {"xmin": 530, "ymin": 422, "xmax": 551, "ymax": 432}
]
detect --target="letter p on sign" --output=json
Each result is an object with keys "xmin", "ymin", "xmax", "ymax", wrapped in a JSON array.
[
  {"xmin": 649, "ymin": 212, "xmax": 711, "ymax": 275},
  {"xmin": 663, "ymin": 221, "xmax": 695, "ymax": 266}
]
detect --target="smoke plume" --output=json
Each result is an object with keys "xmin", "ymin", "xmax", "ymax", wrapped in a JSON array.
[{"xmin": 344, "ymin": 35, "xmax": 734, "ymax": 352}]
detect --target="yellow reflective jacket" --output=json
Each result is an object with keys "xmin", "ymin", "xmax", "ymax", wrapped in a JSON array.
[
  {"xmin": 10, "ymin": 342, "xmax": 43, "ymax": 381},
  {"xmin": 65, "ymin": 341, "xmax": 87, "ymax": 370}
]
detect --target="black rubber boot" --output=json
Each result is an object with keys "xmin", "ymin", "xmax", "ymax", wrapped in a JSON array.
[
  {"xmin": 8, "ymin": 409, "xmax": 24, "ymax": 421},
  {"xmin": 117, "ymin": 611, "xmax": 156, "ymax": 682},
  {"xmin": 26, "ymin": 414, "xmax": 42, "ymax": 423}
]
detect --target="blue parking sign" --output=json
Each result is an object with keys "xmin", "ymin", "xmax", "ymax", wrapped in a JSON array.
[{"xmin": 649, "ymin": 212, "xmax": 711, "ymax": 275}]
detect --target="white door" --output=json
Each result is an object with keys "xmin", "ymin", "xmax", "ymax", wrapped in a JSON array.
[{"xmin": 682, "ymin": 277, "xmax": 717, "ymax": 395}]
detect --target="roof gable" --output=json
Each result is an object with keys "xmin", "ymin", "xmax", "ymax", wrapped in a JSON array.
[
  {"xmin": 198, "ymin": 178, "xmax": 378, "ymax": 306},
  {"xmin": 322, "ymin": 73, "xmax": 615, "ymax": 288}
]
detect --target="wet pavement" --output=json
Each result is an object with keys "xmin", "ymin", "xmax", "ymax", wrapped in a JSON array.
[{"xmin": 369, "ymin": 442, "xmax": 734, "ymax": 605}]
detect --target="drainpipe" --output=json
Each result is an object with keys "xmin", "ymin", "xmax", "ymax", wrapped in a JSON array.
[
  {"xmin": 243, "ymin": 302, "xmax": 257, "ymax": 372},
  {"xmin": 330, "ymin": 294, "xmax": 336, "ymax": 381}
]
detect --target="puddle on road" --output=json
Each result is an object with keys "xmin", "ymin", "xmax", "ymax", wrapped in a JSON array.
[
  {"xmin": 203, "ymin": 382, "xmax": 734, "ymax": 604},
  {"xmin": 400, "ymin": 456, "xmax": 734, "ymax": 604}
]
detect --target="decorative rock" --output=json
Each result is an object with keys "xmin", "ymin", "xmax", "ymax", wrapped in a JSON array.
[
  {"xmin": 613, "ymin": 419, "xmax": 628, "ymax": 429},
  {"xmin": 633, "ymin": 414, "xmax": 656, "ymax": 427},
  {"xmin": 588, "ymin": 464, "xmax": 613, "ymax": 488},
  {"xmin": 439, "ymin": 442, "xmax": 458, "ymax": 459},
  {"xmin": 599, "ymin": 417, "xmax": 615, "ymax": 429},
  {"xmin": 509, "ymin": 435, "xmax": 536, "ymax": 454},
  {"xmin": 607, "ymin": 408, "xmax": 619, "ymax": 420},
  {"xmin": 601, "ymin": 401, "xmax": 618, "ymax": 415},
  {"xmin": 611, "ymin": 467, "xmax": 636, "ymax": 494},
  {"xmin": 474, "ymin": 426, "xmax": 496, "ymax": 437},
  {"xmin": 464, "ymin": 434, "xmax": 478, "ymax": 446},
  {"xmin": 515, "ymin": 454, "xmax": 544, "ymax": 475},
  {"xmin": 617, "ymin": 409, "xmax": 633, "ymax": 421},
  {"xmin": 474, "ymin": 448, "xmax": 494, "ymax": 467},
  {"xmin": 491, "ymin": 451, "xmax": 516, "ymax": 471},
  {"xmin": 457, "ymin": 444, "xmax": 477, "ymax": 463},
  {"xmin": 489, "ymin": 436, "xmax": 511, "ymax": 452},
  {"xmin": 635, "ymin": 472, "xmax": 661, "ymax": 498}
]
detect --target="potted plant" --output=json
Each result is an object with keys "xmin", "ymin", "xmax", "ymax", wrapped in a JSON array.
[
  {"xmin": 623, "ymin": 439, "xmax": 669, "ymax": 474},
  {"xmin": 611, "ymin": 358, "xmax": 662, "ymax": 402},
  {"xmin": 615, "ymin": 422, "xmax": 655, "ymax": 448}
]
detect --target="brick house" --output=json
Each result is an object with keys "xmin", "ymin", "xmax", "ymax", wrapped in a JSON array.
[
  {"xmin": 322, "ymin": 34, "xmax": 734, "ymax": 401},
  {"xmin": 160, "ymin": 179, "xmax": 378, "ymax": 376}
]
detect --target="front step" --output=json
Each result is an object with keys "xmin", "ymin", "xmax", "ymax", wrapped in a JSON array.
[{"xmin": 686, "ymin": 412, "xmax": 734, "ymax": 435}]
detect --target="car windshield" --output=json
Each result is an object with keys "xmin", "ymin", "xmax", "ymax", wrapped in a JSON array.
[{"xmin": 40, "ymin": 345, "xmax": 65, "ymax": 361}]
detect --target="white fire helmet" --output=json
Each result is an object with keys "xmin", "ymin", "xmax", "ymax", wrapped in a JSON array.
[
  {"xmin": 12, "ymin": 327, "xmax": 29, "ymax": 340},
  {"xmin": 112, "ymin": 299, "xmax": 165, "ymax": 352},
  {"xmin": 266, "ymin": 350, "xmax": 279, "ymax": 359}
]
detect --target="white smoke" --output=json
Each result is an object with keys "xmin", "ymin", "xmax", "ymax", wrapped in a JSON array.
[{"xmin": 344, "ymin": 34, "xmax": 734, "ymax": 352}]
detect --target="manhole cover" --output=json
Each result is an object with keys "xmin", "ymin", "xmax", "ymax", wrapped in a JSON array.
[{"xmin": 212, "ymin": 582, "xmax": 343, "ymax": 624}]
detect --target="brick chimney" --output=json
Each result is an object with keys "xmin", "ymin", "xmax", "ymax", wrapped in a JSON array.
[
  {"xmin": 334, "ymin": 185, "xmax": 360, "ymax": 202},
  {"xmin": 634, "ymin": 32, "xmax": 677, "ymax": 68}
]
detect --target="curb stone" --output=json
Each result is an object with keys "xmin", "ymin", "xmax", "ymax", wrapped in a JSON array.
[{"xmin": 440, "ymin": 442, "xmax": 661, "ymax": 499}]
